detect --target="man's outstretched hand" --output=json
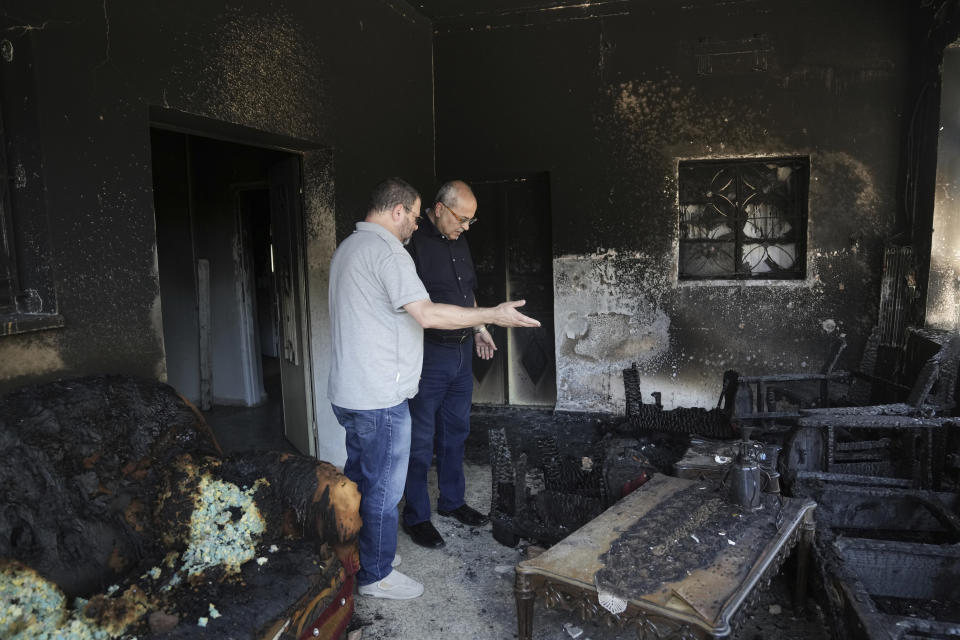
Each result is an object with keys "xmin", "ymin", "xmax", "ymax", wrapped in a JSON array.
[{"xmin": 491, "ymin": 300, "xmax": 540, "ymax": 328}]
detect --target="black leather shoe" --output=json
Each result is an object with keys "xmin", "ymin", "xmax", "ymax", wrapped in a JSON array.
[
  {"xmin": 437, "ymin": 504, "xmax": 490, "ymax": 527},
  {"xmin": 402, "ymin": 520, "xmax": 445, "ymax": 548}
]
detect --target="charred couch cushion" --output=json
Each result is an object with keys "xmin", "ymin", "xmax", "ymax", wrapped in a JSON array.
[{"xmin": 0, "ymin": 375, "xmax": 360, "ymax": 639}]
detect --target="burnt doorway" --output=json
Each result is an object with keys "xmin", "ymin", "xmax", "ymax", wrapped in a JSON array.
[
  {"xmin": 469, "ymin": 174, "xmax": 556, "ymax": 406},
  {"xmin": 150, "ymin": 128, "xmax": 311, "ymax": 454}
]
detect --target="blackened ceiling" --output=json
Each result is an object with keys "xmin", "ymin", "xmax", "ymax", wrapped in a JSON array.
[
  {"xmin": 411, "ymin": 0, "xmax": 946, "ymax": 21},
  {"xmin": 409, "ymin": 0, "xmax": 635, "ymax": 23},
  {"xmin": 407, "ymin": 0, "xmax": 785, "ymax": 29}
]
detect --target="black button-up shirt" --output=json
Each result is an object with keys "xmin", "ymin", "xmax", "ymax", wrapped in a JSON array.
[{"xmin": 407, "ymin": 212, "xmax": 477, "ymax": 338}]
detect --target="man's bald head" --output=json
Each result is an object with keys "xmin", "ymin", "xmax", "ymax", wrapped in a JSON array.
[
  {"xmin": 434, "ymin": 180, "xmax": 475, "ymax": 211},
  {"xmin": 432, "ymin": 180, "xmax": 478, "ymax": 240}
]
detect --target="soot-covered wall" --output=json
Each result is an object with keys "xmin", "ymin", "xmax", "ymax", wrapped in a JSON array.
[
  {"xmin": 434, "ymin": 0, "xmax": 909, "ymax": 412},
  {"xmin": 0, "ymin": 1, "xmax": 434, "ymax": 396}
]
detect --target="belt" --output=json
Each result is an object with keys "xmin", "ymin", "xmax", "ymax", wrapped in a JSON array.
[{"xmin": 424, "ymin": 329, "xmax": 471, "ymax": 344}]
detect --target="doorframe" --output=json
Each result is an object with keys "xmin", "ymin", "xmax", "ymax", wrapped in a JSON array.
[{"xmin": 149, "ymin": 108, "xmax": 326, "ymax": 458}]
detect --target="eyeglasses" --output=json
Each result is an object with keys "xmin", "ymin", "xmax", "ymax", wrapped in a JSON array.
[
  {"xmin": 403, "ymin": 205, "xmax": 422, "ymax": 223},
  {"xmin": 440, "ymin": 202, "xmax": 478, "ymax": 227}
]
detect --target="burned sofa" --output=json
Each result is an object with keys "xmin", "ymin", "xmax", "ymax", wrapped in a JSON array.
[{"xmin": 0, "ymin": 375, "xmax": 360, "ymax": 640}]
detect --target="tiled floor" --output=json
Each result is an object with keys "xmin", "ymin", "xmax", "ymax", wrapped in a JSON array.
[
  {"xmin": 203, "ymin": 398, "xmax": 298, "ymax": 454},
  {"xmin": 203, "ymin": 357, "xmax": 298, "ymax": 454}
]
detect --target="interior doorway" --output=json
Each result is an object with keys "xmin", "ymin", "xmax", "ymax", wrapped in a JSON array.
[
  {"xmin": 468, "ymin": 173, "xmax": 556, "ymax": 406},
  {"xmin": 150, "ymin": 128, "xmax": 312, "ymax": 454}
]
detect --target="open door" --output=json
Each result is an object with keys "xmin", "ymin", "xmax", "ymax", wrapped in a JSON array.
[{"xmin": 269, "ymin": 156, "xmax": 315, "ymax": 455}]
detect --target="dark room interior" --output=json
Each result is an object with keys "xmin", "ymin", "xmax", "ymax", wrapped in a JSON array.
[{"xmin": 2, "ymin": 1, "xmax": 960, "ymax": 639}]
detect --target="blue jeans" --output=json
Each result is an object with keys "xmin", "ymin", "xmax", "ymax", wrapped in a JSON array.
[
  {"xmin": 331, "ymin": 401, "xmax": 411, "ymax": 586},
  {"xmin": 404, "ymin": 338, "xmax": 473, "ymax": 525}
]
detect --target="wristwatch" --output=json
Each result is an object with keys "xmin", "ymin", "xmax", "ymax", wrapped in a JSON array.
[{"xmin": 473, "ymin": 325, "xmax": 487, "ymax": 335}]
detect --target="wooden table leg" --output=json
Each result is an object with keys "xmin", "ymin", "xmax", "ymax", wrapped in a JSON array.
[
  {"xmin": 515, "ymin": 572, "xmax": 535, "ymax": 640},
  {"xmin": 793, "ymin": 507, "xmax": 816, "ymax": 614}
]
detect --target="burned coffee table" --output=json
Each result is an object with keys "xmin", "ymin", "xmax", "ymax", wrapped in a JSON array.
[{"xmin": 515, "ymin": 474, "xmax": 816, "ymax": 639}]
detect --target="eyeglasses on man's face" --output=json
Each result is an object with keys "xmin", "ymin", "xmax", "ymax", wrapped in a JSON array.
[
  {"xmin": 403, "ymin": 205, "xmax": 422, "ymax": 223},
  {"xmin": 440, "ymin": 202, "xmax": 478, "ymax": 227}
]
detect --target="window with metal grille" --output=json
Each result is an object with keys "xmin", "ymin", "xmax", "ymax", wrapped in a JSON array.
[{"xmin": 678, "ymin": 157, "xmax": 808, "ymax": 280}]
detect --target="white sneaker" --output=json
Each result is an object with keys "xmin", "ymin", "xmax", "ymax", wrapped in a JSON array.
[
  {"xmin": 357, "ymin": 569, "xmax": 424, "ymax": 600},
  {"xmin": 392, "ymin": 554, "xmax": 401, "ymax": 568}
]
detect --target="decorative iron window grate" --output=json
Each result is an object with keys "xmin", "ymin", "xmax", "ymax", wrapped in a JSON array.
[{"xmin": 678, "ymin": 157, "xmax": 808, "ymax": 280}]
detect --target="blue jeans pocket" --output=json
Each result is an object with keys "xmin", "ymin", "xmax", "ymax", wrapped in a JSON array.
[{"xmin": 332, "ymin": 405, "xmax": 378, "ymax": 437}]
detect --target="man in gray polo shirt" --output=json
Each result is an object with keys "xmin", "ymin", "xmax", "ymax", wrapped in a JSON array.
[{"xmin": 328, "ymin": 177, "xmax": 539, "ymax": 600}]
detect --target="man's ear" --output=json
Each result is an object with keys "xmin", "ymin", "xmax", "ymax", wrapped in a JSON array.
[{"xmin": 393, "ymin": 204, "xmax": 406, "ymax": 219}]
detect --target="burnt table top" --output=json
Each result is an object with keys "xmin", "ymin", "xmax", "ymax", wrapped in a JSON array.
[{"xmin": 517, "ymin": 474, "xmax": 815, "ymax": 635}]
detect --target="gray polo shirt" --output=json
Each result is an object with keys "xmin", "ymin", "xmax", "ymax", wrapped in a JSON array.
[{"xmin": 328, "ymin": 221, "xmax": 429, "ymax": 410}]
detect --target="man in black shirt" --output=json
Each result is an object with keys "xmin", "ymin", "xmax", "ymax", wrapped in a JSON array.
[{"xmin": 402, "ymin": 180, "xmax": 496, "ymax": 548}]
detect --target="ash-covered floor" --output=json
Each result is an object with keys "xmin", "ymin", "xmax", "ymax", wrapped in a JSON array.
[{"xmin": 349, "ymin": 409, "xmax": 831, "ymax": 640}]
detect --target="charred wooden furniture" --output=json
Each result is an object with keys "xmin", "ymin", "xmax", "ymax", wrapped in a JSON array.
[
  {"xmin": 830, "ymin": 539, "xmax": 960, "ymax": 640},
  {"xmin": 792, "ymin": 474, "xmax": 960, "ymax": 639},
  {"xmin": 487, "ymin": 419, "xmax": 683, "ymax": 548},
  {"xmin": 0, "ymin": 375, "xmax": 360, "ymax": 640},
  {"xmin": 514, "ymin": 474, "xmax": 816, "ymax": 639},
  {"xmin": 735, "ymin": 328, "xmax": 960, "ymax": 489},
  {"xmin": 792, "ymin": 408, "xmax": 949, "ymax": 487},
  {"xmin": 623, "ymin": 364, "xmax": 738, "ymax": 439},
  {"xmin": 729, "ymin": 337, "xmax": 852, "ymax": 430},
  {"xmin": 735, "ymin": 329, "xmax": 957, "ymax": 420},
  {"xmin": 786, "ymin": 329, "xmax": 959, "ymax": 487},
  {"xmin": 488, "ymin": 426, "xmax": 612, "ymax": 547}
]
